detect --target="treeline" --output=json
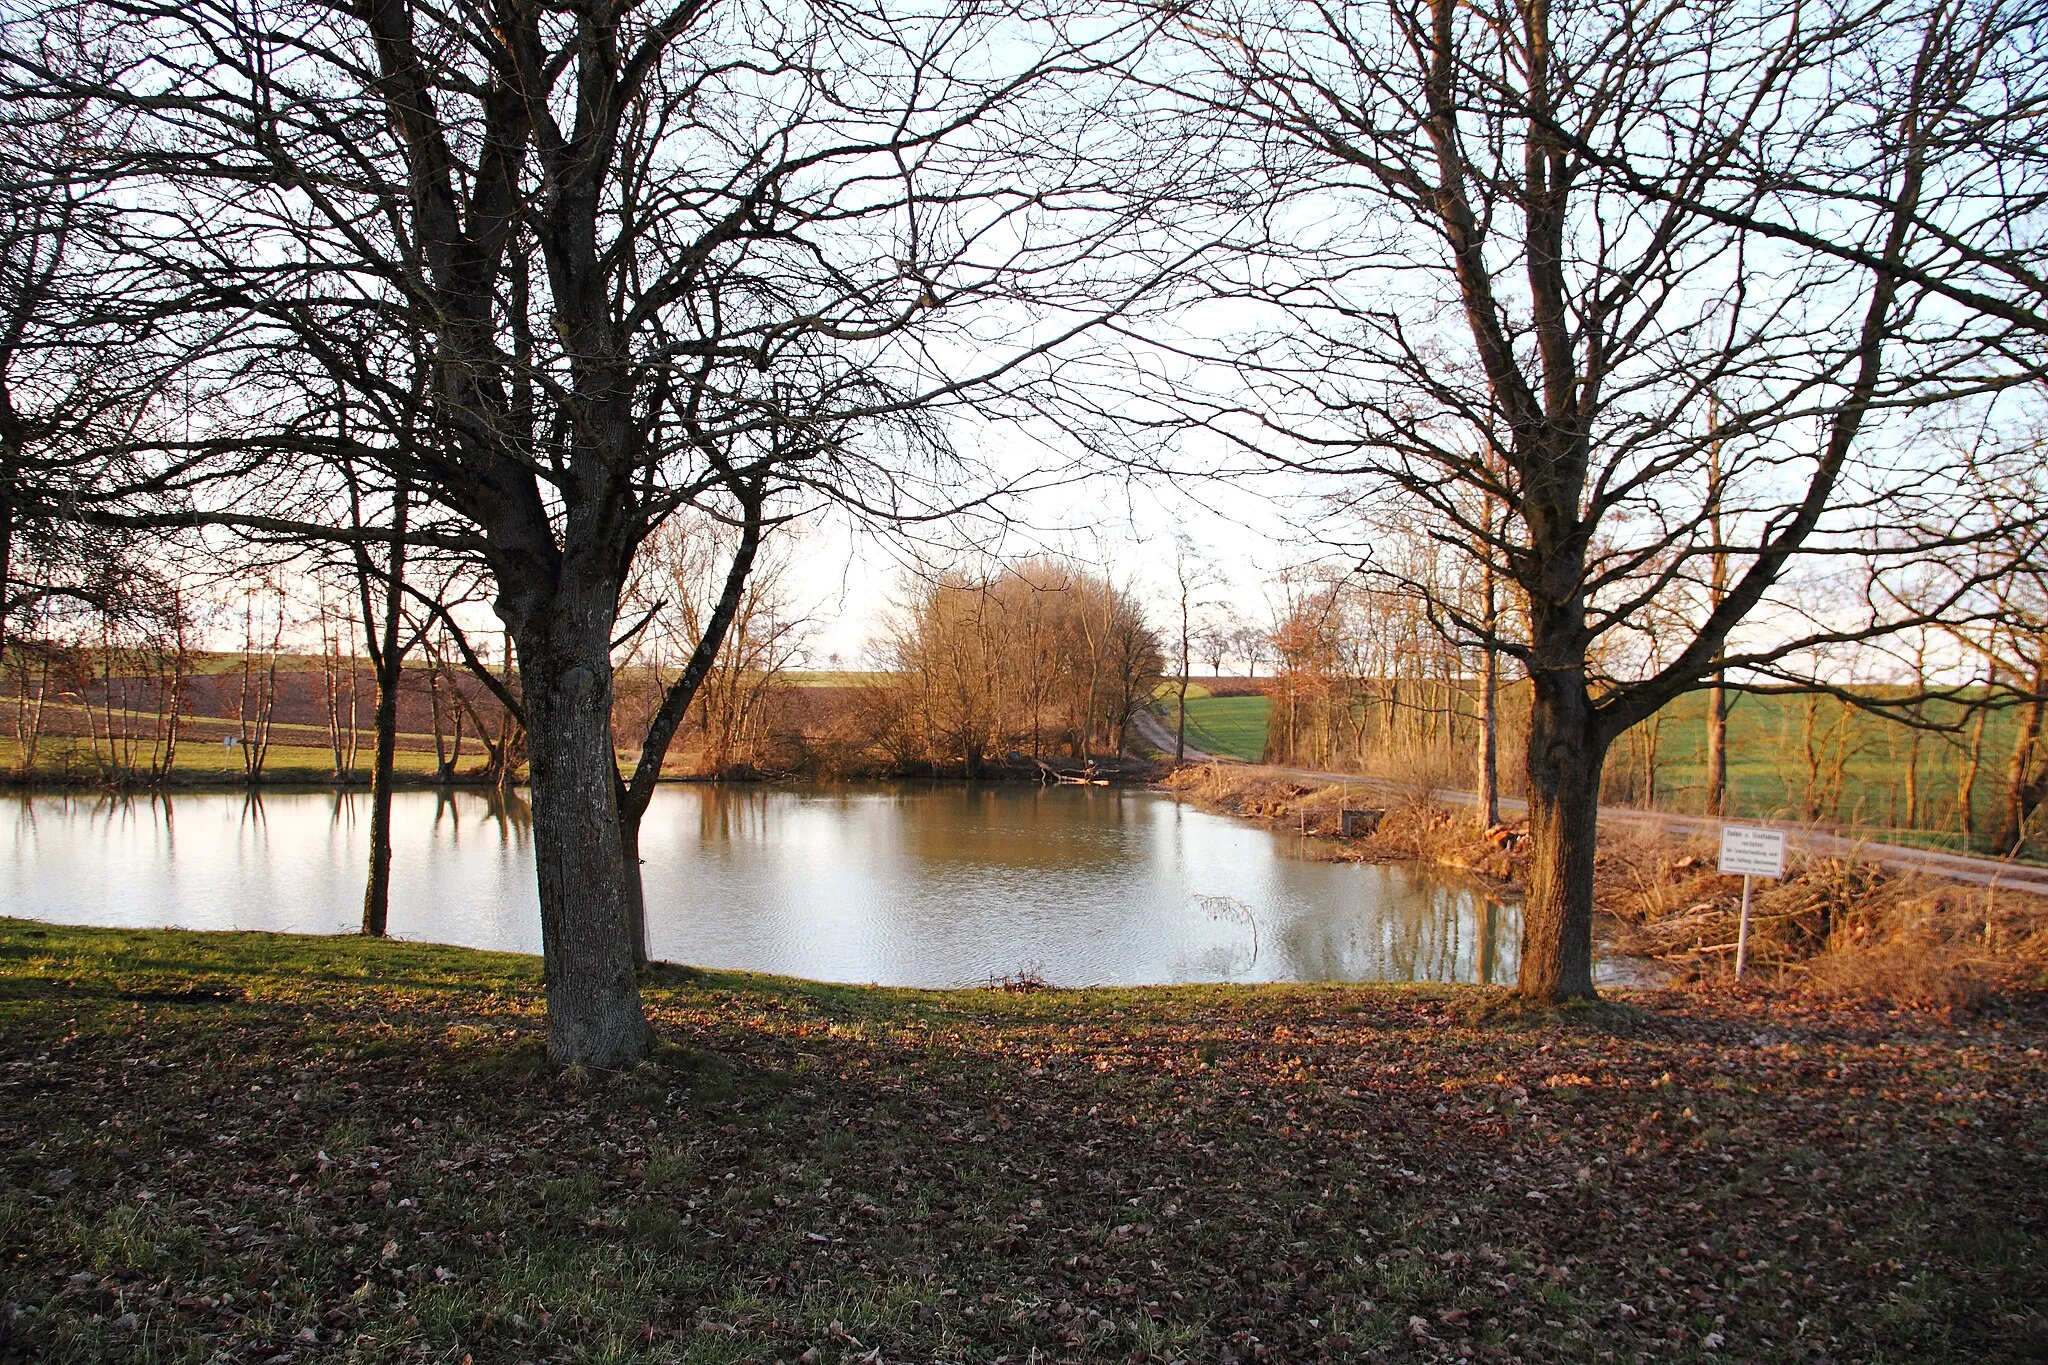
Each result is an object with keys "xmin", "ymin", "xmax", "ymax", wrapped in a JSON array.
[
  {"xmin": 1258, "ymin": 566, "xmax": 1519, "ymax": 794},
  {"xmin": 870, "ymin": 560, "xmax": 1162, "ymax": 775},
  {"xmin": 2, "ymin": 606, "xmax": 522, "ymax": 788},
  {"xmin": 1248, "ymin": 542, "xmax": 2048, "ymax": 856}
]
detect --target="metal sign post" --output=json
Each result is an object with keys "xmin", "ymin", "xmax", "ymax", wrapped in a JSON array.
[{"xmin": 1718, "ymin": 826, "xmax": 1787, "ymax": 979}]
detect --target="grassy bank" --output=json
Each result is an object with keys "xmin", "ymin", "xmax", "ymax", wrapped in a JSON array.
[{"xmin": 3, "ymin": 921, "xmax": 2045, "ymax": 1362}]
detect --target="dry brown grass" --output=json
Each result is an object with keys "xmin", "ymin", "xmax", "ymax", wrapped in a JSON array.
[
  {"xmin": 1606, "ymin": 844, "xmax": 2048, "ymax": 1009},
  {"xmin": 1165, "ymin": 763, "xmax": 2048, "ymax": 1009},
  {"xmin": 1162, "ymin": 762, "xmax": 1510, "ymax": 876}
]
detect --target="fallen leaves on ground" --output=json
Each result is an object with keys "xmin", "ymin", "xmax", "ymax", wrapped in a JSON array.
[{"xmin": 1, "ymin": 921, "xmax": 2045, "ymax": 1363}]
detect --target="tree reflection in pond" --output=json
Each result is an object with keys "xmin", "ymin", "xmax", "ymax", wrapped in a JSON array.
[{"xmin": 2, "ymin": 783, "xmax": 1548, "ymax": 988}]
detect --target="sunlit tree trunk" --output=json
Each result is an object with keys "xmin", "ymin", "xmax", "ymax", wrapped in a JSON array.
[
  {"xmin": 1518, "ymin": 672, "xmax": 1604, "ymax": 1002},
  {"xmin": 1995, "ymin": 629, "xmax": 2048, "ymax": 854}
]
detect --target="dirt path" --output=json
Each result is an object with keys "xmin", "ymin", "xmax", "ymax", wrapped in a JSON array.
[
  {"xmin": 1141, "ymin": 704, "xmax": 2048, "ymax": 896},
  {"xmin": 1130, "ymin": 704, "xmax": 1220, "ymax": 763}
]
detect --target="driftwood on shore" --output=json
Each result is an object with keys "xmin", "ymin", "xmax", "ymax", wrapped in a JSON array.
[{"xmin": 1035, "ymin": 759, "xmax": 1109, "ymax": 786}]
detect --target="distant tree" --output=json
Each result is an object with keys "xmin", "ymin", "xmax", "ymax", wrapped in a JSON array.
[
  {"xmin": 1166, "ymin": 535, "xmax": 1220, "ymax": 761},
  {"xmin": 1233, "ymin": 625, "xmax": 1272, "ymax": 680},
  {"xmin": 889, "ymin": 559, "xmax": 1163, "ymax": 769},
  {"xmin": 1193, "ymin": 617, "xmax": 1233, "ymax": 677}
]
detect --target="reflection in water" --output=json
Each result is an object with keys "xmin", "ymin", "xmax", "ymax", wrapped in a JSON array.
[{"xmin": 2, "ymin": 783, "xmax": 1529, "ymax": 988}]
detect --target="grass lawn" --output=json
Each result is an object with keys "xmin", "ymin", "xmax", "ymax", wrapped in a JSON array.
[{"xmin": 2, "ymin": 919, "xmax": 2043, "ymax": 1362}]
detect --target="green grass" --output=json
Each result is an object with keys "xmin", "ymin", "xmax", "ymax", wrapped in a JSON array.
[
  {"xmin": 1170, "ymin": 693, "xmax": 1271, "ymax": 762},
  {"xmin": 0, "ymin": 735, "xmax": 462, "ymax": 783},
  {"xmin": 1162, "ymin": 681, "xmax": 2041, "ymax": 851},
  {"xmin": 1626, "ymin": 688, "xmax": 2018, "ymax": 843},
  {"xmin": 777, "ymin": 670, "xmax": 900, "ymax": 688},
  {"xmin": 2, "ymin": 919, "xmax": 2043, "ymax": 1362}
]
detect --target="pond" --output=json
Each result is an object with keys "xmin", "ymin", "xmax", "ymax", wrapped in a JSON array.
[{"xmin": 1, "ymin": 783, "xmax": 1544, "ymax": 988}]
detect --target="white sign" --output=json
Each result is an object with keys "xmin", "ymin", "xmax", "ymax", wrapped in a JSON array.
[{"xmin": 1718, "ymin": 826, "xmax": 1786, "ymax": 879}]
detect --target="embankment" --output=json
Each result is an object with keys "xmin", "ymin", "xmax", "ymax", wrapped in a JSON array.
[{"xmin": 1164, "ymin": 763, "xmax": 2048, "ymax": 1008}]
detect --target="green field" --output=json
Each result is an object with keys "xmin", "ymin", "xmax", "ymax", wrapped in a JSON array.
[
  {"xmin": 0, "ymin": 735, "xmax": 455, "ymax": 783},
  {"xmin": 1171, "ymin": 691, "xmax": 1271, "ymax": 762},
  {"xmin": 776, "ymin": 670, "xmax": 897, "ymax": 688},
  {"xmin": 1161, "ymin": 682, "xmax": 2043, "ymax": 851},
  {"xmin": 1619, "ymin": 687, "xmax": 2031, "ymax": 845}
]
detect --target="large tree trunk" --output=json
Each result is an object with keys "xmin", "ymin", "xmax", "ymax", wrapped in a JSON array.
[
  {"xmin": 1517, "ymin": 676, "xmax": 1604, "ymax": 1003},
  {"xmin": 518, "ymin": 611, "xmax": 650, "ymax": 1068}
]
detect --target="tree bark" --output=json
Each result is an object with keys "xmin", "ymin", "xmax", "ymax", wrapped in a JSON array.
[
  {"xmin": 519, "ymin": 608, "xmax": 649, "ymax": 1068},
  {"xmin": 1961, "ymin": 700, "xmax": 1989, "ymax": 848},
  {"xmin": 1175, "ymin": 563, "xmax": 1191, "ymax": 763},
  {"xmin": 1517, "ymin": 673, "xmax": 1604, "ymax": 1003},
  {"xmin": 1175, "ymin": 674, "xmax": 1189, "ymax": 761},
  {"xmin": 360, "ymin": 653, "xmax": 401, "ymax": 936},
  {"xmin": 1476, "ymin": 531, "xmax": 1499, "ymax": 826},
  {"xmin": 618, "ymin": 810, "xmax": 649, "ymax": 968},
  {"xmin": 1705, "ymin": 401, "xmax": 1727, "ymax": 817},
  {"xmin": 1995, "ymin": 631, "xmax": 2047, "ymax": 855}
]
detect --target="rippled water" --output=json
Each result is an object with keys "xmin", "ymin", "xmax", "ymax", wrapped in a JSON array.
[{"xmin": 1, "ymin": 783, "xmax": 1533, "ymax": 988}]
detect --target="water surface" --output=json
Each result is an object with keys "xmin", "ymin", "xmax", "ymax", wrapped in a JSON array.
[{"xmin": 2, "ymin": 783, "xmax": 1527, "ymax": 988}]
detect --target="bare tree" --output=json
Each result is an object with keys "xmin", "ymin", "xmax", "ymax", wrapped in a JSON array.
[
  {"xmin": 346, "ymin": 459, "xmax": 429, "ymax": 939},
  {"xmin": 14, "ymin": 0, "xmax": 1202, "ymax": 1061},
  {"xmin": 1155, "ymin": 0, "xmax": 2047, "ymax": 1000},
  {"xmin": 888, "ymin": 557, "xmax": 1163, "ymax": 769},
  {"xmin": 1193, "ymin": 617, "xmax": 1232, "ymax": 677},
  {"xmin": 0, "ymin": 113, "xmax": 232, "ymax": 678},
  {"xmin": 317, "ymin": 592, "xmax": 362, "ymax": 781},
  {"xmin": 235, "ymin": 581, "xmax": 284, "ymax": 784},
  {"xmin": 1165, "ymin": 534, "xmax": 1218, "ymax": 762}
]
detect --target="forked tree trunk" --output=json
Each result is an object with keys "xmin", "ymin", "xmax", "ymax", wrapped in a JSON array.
[
  {"xmin": 1517, "ymin": 676, "xmax": 1604, "ymax": 1003},
  {"xmin": 519, "ymin": 614, "xmax": 649, "ymax": 1068}
]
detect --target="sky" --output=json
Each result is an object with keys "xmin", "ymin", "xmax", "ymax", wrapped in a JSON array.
[{"xmin": 788, "ymin": 425, "xmax": 1327, "ymax": 670}]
